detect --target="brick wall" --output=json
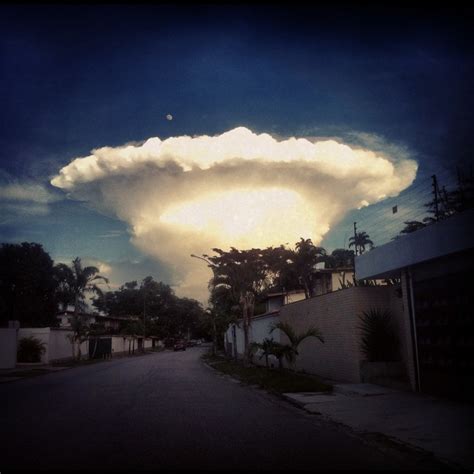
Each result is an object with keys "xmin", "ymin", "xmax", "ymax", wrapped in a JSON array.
[{"xmin": 279, "ymin": 286, "xmax": 406, "ymax": 383}]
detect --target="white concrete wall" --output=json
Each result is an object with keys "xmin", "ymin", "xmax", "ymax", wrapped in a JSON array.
[
  {"xmin": 144, "ymin": 338, "xmax": 153, "ymax": 349},
  {"xmin": 112, "ymin": 336, "xmax": 128, "ymax": 355},
  {"xmin": 18, "ymin": 328, "xmax": 88, "ymax": 363},
  {"xmin": 286, "ymin": 292, "xmax": 306, "ymax": 304},
  {"xmin": 0, "ymin": 328, "xmax": 18, "ymax": 368},
  {"xmin": 49, "ymin": 329, "xmax": 83, "ymax": 362},
  {"xmin": 226, "ymin": 312, "xmax": 281, "ymax": 363}
]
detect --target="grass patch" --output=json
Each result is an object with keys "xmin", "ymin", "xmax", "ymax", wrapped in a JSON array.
[{"xmin": 202, "ymin": 352, "xmax": 332, "ymax": 395}]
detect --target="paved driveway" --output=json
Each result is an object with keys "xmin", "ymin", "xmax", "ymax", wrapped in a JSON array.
[{"xmin": 0, "ymin": 348, "xmax": 443, "ymax": 470}]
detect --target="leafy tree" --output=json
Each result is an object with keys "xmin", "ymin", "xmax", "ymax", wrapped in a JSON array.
[
  {"xmin": 0, "ymin": 242, "xmax": 58, "ymax": 327},
  {"xmin": 93, "ymin": 276, "xmax": 205, "ymax": 342},
  {"xmin": 204, "ymin": 247, "xmax": 271, "ymax": 364},
  {"xmin": 349, "ymin": 231, "xmax": 374, "ymax": 255},
  {"xmin": 292, "ymin": 238, "xmax": 327, "ymax": 298},
  {"xmin": 399, "ymin": 220, "xmax": 429, "ymax": 235},
  {"xmin": 325, "ymin": 248, "xmax": 355, "ymax": 269},
  {"xmin": 270, "ymin": 321, "xmax": 324, "ymax": 370}
]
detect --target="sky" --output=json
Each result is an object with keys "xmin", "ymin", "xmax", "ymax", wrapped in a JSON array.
[{"xmin": 1, "ymin": 5, "xmax": 473, "ymax": 303}]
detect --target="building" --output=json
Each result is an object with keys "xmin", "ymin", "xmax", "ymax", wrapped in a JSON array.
[
  {"xmin": 355, "ymin": 207, "xmax": 474, "ymax": 400},
  {"xmin": 57, "ymin": 309, "xmax": 140, "ymax": 333}
]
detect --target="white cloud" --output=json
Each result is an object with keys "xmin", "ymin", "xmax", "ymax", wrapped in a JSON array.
[
  {"xmin": 0, "ymin": 182, "xmax": 60, "ymax": 204},
  {"xmin": 0, "ymin": 181, "xmax": 62, "ymax": 219},
  {"xmin": 51, "ymin": 127, "xmax": 417, "ymax": 302}
]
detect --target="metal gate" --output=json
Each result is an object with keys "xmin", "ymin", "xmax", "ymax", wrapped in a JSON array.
[
  {"xmin": 414, "ymin": 270, "xmax": 473, "ymax": 401},
  {"xmin": 89, "ymin": 337, "xmax": 112, "ymax": 359}
]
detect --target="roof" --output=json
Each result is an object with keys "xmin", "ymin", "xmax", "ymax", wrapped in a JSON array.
[
  {"xmin": 57, "ymin": 311, "xmax": 139, "ymax": 322},
  {"xmin": 355, "ymin": 208, "xmax": 474, "ymax": 280}
]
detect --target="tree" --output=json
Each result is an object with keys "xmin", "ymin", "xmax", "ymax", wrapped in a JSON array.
[
  {"xmin": 204, "ymin": 247, "xmax": 271, "ymax": 364},
  {"xmin": 0, "ymin": 242, "xmax": 58, "ymax": 327},
  {"xmin": 93, "ymin": 276, "xmax": 205, "ymax": 343},
  {"xmin": 55, "ymin": 257, "xmax": 109, "ymax": 318},
  {"xmin": 398, "ymin": 169, "xmax": 473, "ymax": 236},
  {"xmin": 17, "ymin": 336, "xmax": 46, "ymax": 363},
  {"xmin": 270, "ymin": 321, "xmax": 324, "ymax": 370},
  {"xmin": 349, "ymin": 231, "xmax": 374, "ymax": 255},
  {"xmin": 325, "ymin": 248, "xmax": 355, "ymax": 269},
  {"xmin": 66, "ymin": 312, "xmax": 90, "ymax": 361},
  {"xmin": 248, "ymin": 337, "xmax": 279, "ymax": 368},
  {"xmin": 292, "ymin": 238, "xmax": 327, "ymax": 298},
  {"xmin": 55, "ymin": 257, "xmax": 108, "ymax": 360}
]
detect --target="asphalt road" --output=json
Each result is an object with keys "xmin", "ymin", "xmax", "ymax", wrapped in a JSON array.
[{"xmin": 0, "ymin": 347, "xmax": 442, "ymax": 470}]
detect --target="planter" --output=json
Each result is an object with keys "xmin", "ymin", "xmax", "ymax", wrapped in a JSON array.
[{"xmin": 360, "ymin": 360, "xmax": 405, "ymax": 383}]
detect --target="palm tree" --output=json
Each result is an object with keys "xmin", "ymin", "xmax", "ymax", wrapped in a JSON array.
[
  {"xmin": 56, "ymin": 257, "xmax": 109, "ymax": 360},
  {"xmin": 348, "ymin": 231, "xmax": 374, "ymax": 255},
  {"xmin": 293, "ymin": 238, "xmax": 326, "ymax": 298},
  {"xmin": 248, "ymin": 338, "xmax": 279, "ymax": 368},
  {"xmin": 270, "ymin": 321, "xmax": 324, "ymax": 370}
]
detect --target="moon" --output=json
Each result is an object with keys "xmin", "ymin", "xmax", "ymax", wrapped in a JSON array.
[{"xmin": 166, "ymin": 114, "xmax": 173, "ymax": 121}]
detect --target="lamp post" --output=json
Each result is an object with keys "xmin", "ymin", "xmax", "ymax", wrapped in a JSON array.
[{"xmin": 190, "ymin": 254, "xmax": 217, "ymax": 356}]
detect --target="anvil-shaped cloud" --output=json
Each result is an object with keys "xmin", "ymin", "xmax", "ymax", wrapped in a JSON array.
[{"xmin": 51, "ymin": 127, "xmax": 417, "ymax": 301}]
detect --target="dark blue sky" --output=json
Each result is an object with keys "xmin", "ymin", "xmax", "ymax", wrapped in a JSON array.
[{"xmin": 1, "ymin": 4, "xmax": 473, "ymax": 291}]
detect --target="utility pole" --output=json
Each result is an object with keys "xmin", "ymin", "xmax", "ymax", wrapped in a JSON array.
[
  {"xmin": 143, "ymin": 289, "xmax": 146, "ymax": 352},
  {"xmin": 431, "ymin": 174, "xmax": 440, "ymax": 221},
  {"xmin": 353, "ymin": 222, "xmax": 358, "ymax": 256},
  {"xmin": 190, "ymin": 254, "xmax": 217, "ymax": 356}
]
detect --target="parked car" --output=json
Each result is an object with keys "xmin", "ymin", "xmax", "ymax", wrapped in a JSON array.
[{"xmin": 173, "ymin": 340, "xmax": 186, "ymax": 351}]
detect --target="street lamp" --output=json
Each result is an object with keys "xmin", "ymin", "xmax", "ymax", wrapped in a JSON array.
[{"xmin": 190, "ymin": 254, "xmax": 217, "ymax": 355}]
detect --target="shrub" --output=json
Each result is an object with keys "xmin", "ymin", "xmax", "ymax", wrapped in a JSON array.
[
  {"xmin": 358, "ymin": 308, "xmax": 400, "ymax": 362},
  {"xmin": 17, "ymin": 336, "xmax": 46, "ymax": 363}
]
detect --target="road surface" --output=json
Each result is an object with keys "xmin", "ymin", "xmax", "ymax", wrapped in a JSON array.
[{"xmin": 0, "ymin": 347, "xmax": 443, "ymax": 470}]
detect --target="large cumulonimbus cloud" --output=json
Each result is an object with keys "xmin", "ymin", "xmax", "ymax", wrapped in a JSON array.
[{"xmin": 51, "ymin": 127, "xmax": 417, "ymax": 301}]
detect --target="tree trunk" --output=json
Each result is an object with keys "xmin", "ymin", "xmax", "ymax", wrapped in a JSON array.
[
  {"xmin": 76, "ymin": 338, "xmax": 82, "ymax": 361},
  {"xmin": 241, "ymin": 291, "xmax": 255, "ymax": 366},
  {"xmin": 212, "ymin": 314, "xmax": 217, "ymax": 356}
]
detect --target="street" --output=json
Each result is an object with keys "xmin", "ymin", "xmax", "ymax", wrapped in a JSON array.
[{"xmin": 0, "ymin": 348, "xmax": 442, "ymax": 470}]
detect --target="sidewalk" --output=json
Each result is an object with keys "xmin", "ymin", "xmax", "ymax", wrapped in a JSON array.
[
  {"xmin": 283, "ymin": 383, "xmax": 474, "ymax": 470},
  {"xmin": 0, "ymin": 364, "xmax": 70, "ymax": 383}
]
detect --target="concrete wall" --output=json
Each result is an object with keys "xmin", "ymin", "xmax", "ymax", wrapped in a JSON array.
[
  {"xmin": 111, "ymin": 336, "xmax": 156, "ymax": 355},
  {"xmin": 112, "ymin": 336, "xmax": 129, "ymax": 355},
  {"xmin": 18, "ymin": 328, "xmax": 88, "ymax": 363},
  {"xmin": 144, "ymin": 338, "xmax": 153, "ymax": 349},
  {"xmin": 49, "ymin": 328, "xmax": 86, "ymax": 362},
  {"xmin": 225, "ymin": 312, "xmax": 281, "ymax": 364},
  {"xmin": 224, "ymin": 286, "xmax": 411, "ymax": 385},
  {"xmin": 279, "ymin": 286, "xmax": 405, "ymax": 383},
  {"xmin": 0, "ymin": 328, "xmax": 18, "ymax": 369}
]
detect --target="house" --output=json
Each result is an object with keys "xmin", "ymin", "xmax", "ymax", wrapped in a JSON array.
[
  {"xmin": 312, "ymin": 267, "xmax": 355, "ymax": 295},
  {"xmin": 56, "ymin": 309, "xmax": 140, "ymax": 333},
  {"xmin": 355, "ymin": 207, "xmax": 474, "ymax": 400}
]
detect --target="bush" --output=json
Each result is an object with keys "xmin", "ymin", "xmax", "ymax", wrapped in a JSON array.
[
  {"xmin": 358, "ymin": 308, "xmax": 400, "ymax": 362},
  {"xmin": 17, "ymin": 336, "xmax": 46, "ymax": 363}
]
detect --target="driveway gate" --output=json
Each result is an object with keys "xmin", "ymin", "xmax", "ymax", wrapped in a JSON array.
[{"xmin": 89, "ymin": 337, "xmax": 112, "ymax": 359}]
